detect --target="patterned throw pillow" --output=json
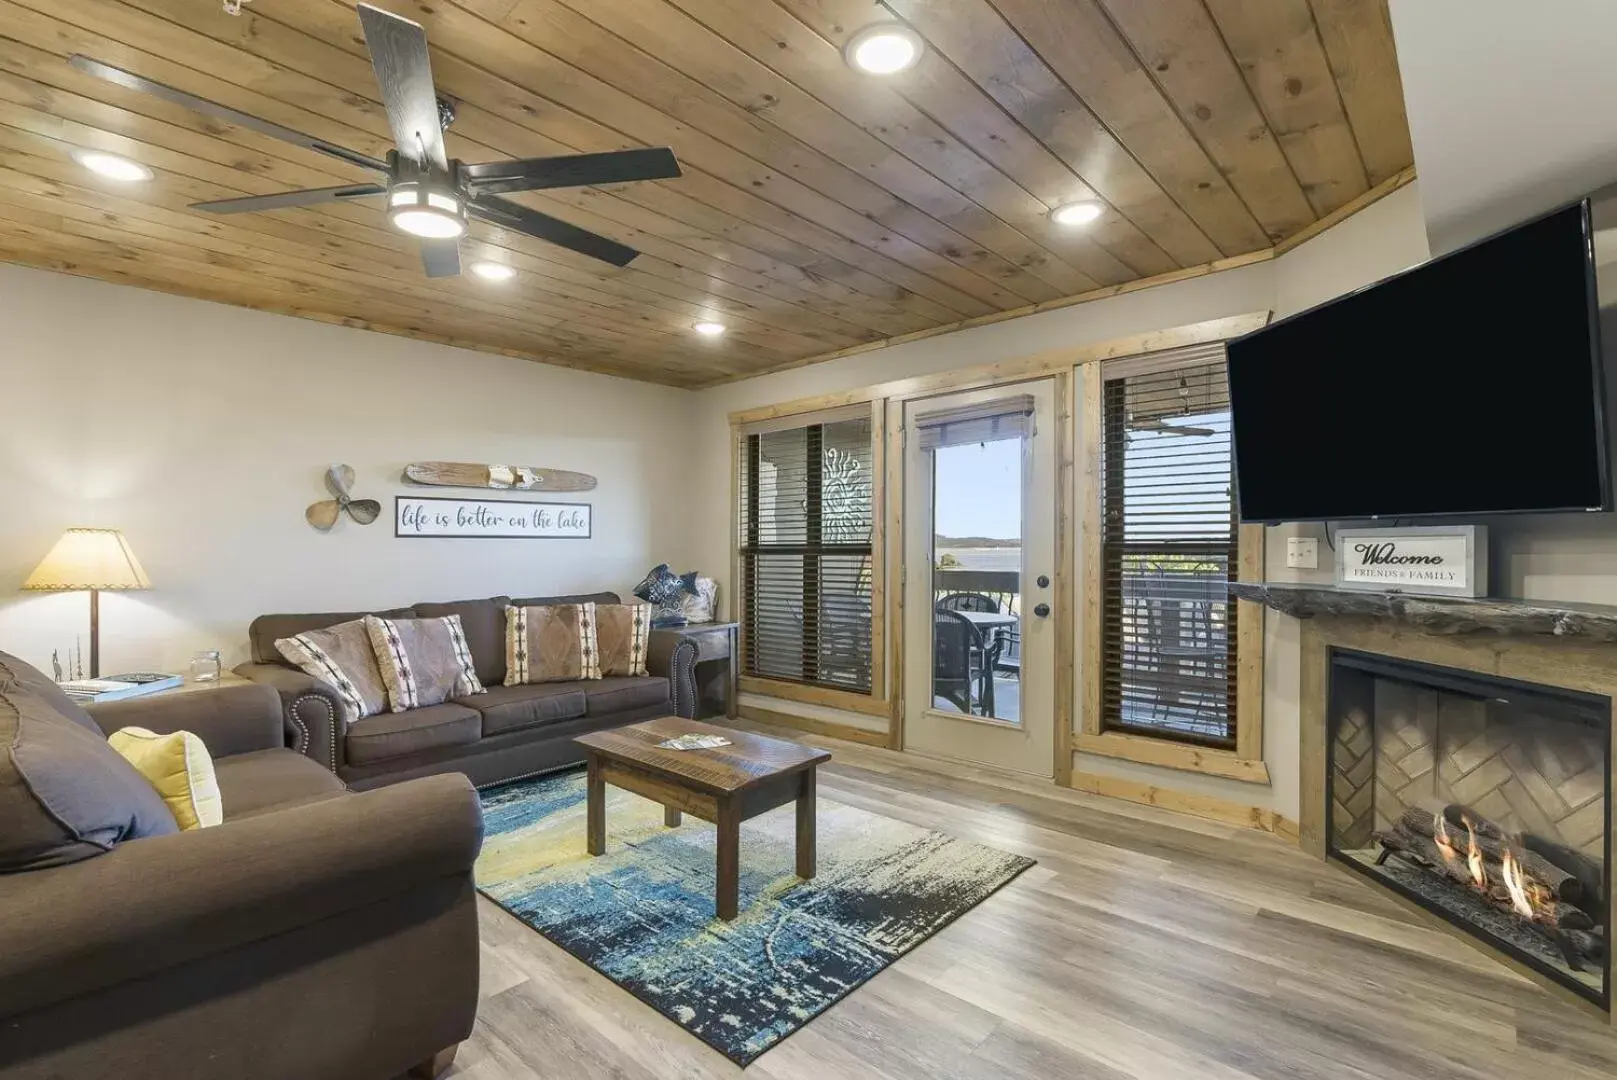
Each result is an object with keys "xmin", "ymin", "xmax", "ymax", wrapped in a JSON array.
[
  {"xmin": 594, "ymin": 603, "xmax": 652, "ymax": 676},
  {"xmin": 275, "ymin": 619, "xmax": 388, "ymax": 721},
  {"xmin": 506, "ymin": 603, "xmax": 601, "ymax": 685},
  {"xmin": 633, "ymin": 563, "xmax": 697, "ymax": 628},
  {"xmin": 365, "ymin": 614, "xmax": 486, "ymax": 713},
  {"xmin": 679, "ymin": 575, "xmax": 719, "ymax": 624}
]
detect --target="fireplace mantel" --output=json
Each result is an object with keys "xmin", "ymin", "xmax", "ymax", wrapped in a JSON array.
[{"xmin": 1231, "ymin": 582, "xmax": 1617, "ymax": 643}]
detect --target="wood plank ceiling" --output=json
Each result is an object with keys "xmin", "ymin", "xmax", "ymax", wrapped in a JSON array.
[{"xmin": 0, "ymin": 0, "xmax": 1413, "ymax": 387}]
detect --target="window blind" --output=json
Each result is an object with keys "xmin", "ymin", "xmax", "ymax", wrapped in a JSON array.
[
  {"xmin": 738, "ymin": 412, "xmax": 874, "ymax": 693},
  {"xmin": 1099, "ymin": 345, "xmax": 1239, "ymax": 748},
  {"xmin": 914, "ymin": 394, "xmax": 1035, "ymax": 451}
]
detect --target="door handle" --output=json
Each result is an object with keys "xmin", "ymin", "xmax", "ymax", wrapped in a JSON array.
[{"xmin": 1033, "ymin": 603, "xmax": 1050, "ymax": 618}]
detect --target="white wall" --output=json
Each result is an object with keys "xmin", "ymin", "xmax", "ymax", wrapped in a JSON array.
[
  {"xmin": 1389, "ymin": 0, "xmax": 1617, "ymax": 254},
  {"xmin": 0, "ymin": 264, "xmax": 692, "ymax": 676}
]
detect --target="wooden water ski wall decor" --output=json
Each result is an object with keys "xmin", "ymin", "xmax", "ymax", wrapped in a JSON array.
[{"xmin": 403, "ymin": 462, "xmax": 598, "ymax": 493}]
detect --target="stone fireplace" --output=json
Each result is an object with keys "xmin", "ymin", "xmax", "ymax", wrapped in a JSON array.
[{"xmin": 1233, "ymin": 582, "xmax": 1617, "ymax": 1022}]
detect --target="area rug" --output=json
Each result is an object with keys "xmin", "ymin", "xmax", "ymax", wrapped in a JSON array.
[{"xmin": 475, "ymin": 769, "xmax": 1033, "ymax": 1065}]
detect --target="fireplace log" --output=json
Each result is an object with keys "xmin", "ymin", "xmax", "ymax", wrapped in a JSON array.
[
  {"xmin": 1376, "ymin": 830, "xmax": 1606, "ymax": 969},
  {"xmin": 1522, "ymin": 835, "xmax": 1605, "ymax": 911},
  {"xmin": 1378, "ymin": 828, "xmax": 1599, "ymax": 926},
  {"xmin": 1564, "ymin": 929, "xmax": 1607, "ymax": 963},
  {"xmin": 1397, "ymin": 808, "xmax": 1584, "ymax": 905}
]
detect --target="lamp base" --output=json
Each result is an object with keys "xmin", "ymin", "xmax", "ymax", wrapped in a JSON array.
[{"xmin": 89, "ymin": 588, "xmax": 100, "ymax": 679}]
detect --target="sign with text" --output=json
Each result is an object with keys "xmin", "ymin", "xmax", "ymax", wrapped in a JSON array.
[
  {"xmin": 1334, "ymin": 526, "xmax": 1487, "ymax": 597},
  {"xmin": 395, "ymin": 496, "xmax": 591, "ymax": 539}
]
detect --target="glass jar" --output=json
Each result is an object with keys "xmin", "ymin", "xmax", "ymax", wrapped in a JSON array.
[{"xmin": 190, "ymin": 650, "xmax": 223, "ymax": 683}]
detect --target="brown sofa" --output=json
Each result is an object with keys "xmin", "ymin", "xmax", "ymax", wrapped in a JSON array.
[
  {"xmin": 236, "ymin": 591, "xmax": 698, "ymax": 789},
  {"xmin": 0, "ymin": 654, "xmax": 482, "ymax": 1080}
]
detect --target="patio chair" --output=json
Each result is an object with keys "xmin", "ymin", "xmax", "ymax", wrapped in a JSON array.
[{"xmin": 933, "ymin": 609, "xmax": 1003, "ymax": 716}]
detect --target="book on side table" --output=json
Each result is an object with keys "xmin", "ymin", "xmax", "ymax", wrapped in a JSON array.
[{"xmin": 58, "ymin": 673, "xmax": 184, "ymax": 703}]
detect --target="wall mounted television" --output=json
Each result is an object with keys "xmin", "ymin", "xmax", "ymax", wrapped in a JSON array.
[{"xmin": 1228, "ymin": 199, "xmax": 1609, "ymax": 523}]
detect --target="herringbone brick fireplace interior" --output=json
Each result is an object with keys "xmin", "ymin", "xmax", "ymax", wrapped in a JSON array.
[{"xmin": 1328, "ymin": 648, "xmax": 1610, "ymax": 1006}]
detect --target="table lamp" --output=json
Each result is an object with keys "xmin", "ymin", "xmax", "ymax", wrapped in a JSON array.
[{"xmin": 22, "ymin": 528, "xmax": 151, "ymax": 678}]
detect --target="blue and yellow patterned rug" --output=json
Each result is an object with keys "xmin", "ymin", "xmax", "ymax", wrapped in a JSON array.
[{"xmin": 476, "ymin": 768, "xmax": 1034, "ymax": 1066}]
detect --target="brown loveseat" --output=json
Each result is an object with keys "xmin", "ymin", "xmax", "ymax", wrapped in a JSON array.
[
  {"xmin": 236, "ymin": 591, "xmax": 698, "ymax": 789},
  {"xmin": 0, "ymin": 652, "xmax": 482, "ymax": 1080}
]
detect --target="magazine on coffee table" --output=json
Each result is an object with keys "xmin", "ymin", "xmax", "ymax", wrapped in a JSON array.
[{"xmin": 657, "ymin": 734, "xmax": 733, "ymax": 751}]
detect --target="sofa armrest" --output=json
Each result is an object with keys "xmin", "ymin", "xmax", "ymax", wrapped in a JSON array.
[
  {"xmin": 647, "ymin": 634, "xmax": 700, "ymax": 720},
  {"xmin": 235, "ymin": 662, "xmax": 348, "ymax": 771},
  {"xmin": 0, "ymin": 772, "xmax": 482, "ymax": 1019},
  {"xmin": 85, "ymin": 683, "xmax": 285, "ymax": 759}
]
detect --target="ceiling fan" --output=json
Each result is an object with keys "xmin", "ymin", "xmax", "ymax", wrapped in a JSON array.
[{"xmin": 67, "ymin": 3, "xmax": 681, "ymax": 278}]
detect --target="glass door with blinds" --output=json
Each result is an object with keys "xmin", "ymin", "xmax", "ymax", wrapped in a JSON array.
[
  {"xmin": 1097, "ymin": 347, "xmax": 1240, "ymax": 747},
  {"xmin": 903, "ymin": 380, "xmax": 1057, "ymax": 777},
  {"xmin": 737, "ymin": 406, "xmax": 876, "ymax": 695}
]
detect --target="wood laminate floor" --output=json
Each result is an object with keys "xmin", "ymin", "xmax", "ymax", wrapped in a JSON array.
[{"xmin": 454, "ymin": 730, "xmax": 1617, "ymax": 1080}]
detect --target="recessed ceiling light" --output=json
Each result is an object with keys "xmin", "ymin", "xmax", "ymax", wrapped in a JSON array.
[
  {"xmin": 71, "ymin": 149, "xmax": 152, "ymax": 183},
  {"xmin": 1051, "ymin": 200, "xmax": 1104, "ymax": 227},
  {"xmin": 693, "ymin": 321, "xmax": 727, "ymax": 337},
  {"xmin": 845, "ymin": 24, "xmax": 923, "ymax": 75},
  {"xmin": 469, "ymin": 261, "xmax": 516, "ymax": 282}
]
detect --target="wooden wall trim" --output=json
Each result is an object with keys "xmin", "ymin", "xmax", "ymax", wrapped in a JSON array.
[
  {"xmin": 1070, "ymin": 769, "xmax": 1296, "ymax": 838},
  {"xmin": 736, "ymin": 704, "xmax": 890, "ymax": 747},
  {"xmin": 883, "ymin": 398, "xmax": 905, "ymax": 751},
  {"xmin": 1077, "ymin": 362, "xmax": 1105, "ymax": 741},
  {"xmin": 1074, "ymin": 731, "xmax": 1271, "ymax": 784},
  {"xmin": 1072, "ymin": 340, "xmax": 1268, "ymax": 780},
  {"xmin": 737, "ymin": 677, "xmax": 891, "ymax": 717},
  {"xmin": 727, "ymin": 313, "xmax": 1271, "ymax": 426},
  {"xmin": 1053, "ymin": 369, "xmax": 1077, "ymax": 786}
]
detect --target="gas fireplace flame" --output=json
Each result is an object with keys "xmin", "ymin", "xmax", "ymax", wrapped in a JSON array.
[
  {"xmin": 1501, "ymin": 847, "xmax": 1537, "ymax": 920},
  {"xmin": 1462, "ymin": 817, "xmax": 1487, "ymax": 891},
  {"xmin": 1433, "ymin": 813, "xmax": 1460, "ymax": 867}
]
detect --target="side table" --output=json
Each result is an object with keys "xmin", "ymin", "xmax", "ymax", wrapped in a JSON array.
[
  {"xmin": 650, "ymin": 621, "xmax": 738, "ymax": 720},
  {"xmin": 162, "ymin": 673, "xmax": 255, "ymax": 697}
]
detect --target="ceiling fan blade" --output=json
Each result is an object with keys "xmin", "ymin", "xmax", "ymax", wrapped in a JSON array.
[
  {"xmin": 462, "ymin": 148, "xmax": 682, "ymax": 196},
  {"xmin": 356, "ymin": 4, "xmax": 448, "ymax": 174},
  {"xmin": 68, "ymin": 55, "xmax": 387, "ymax": 175},
  {"xmin": 469, "ymin": 195, "xmax": 638, "ymax": 267},
  {"xmin": 191, "ymin": 184, "xmax": 387, "ymax": 214},
  {"xmin": 420, "ymin": 237, "xmax": 461, "ymax": 278}
]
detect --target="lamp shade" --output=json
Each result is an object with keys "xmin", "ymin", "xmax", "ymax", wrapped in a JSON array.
[{"xmin": 22, "ymin": 529, "xmax": 151, "ymax": 591}]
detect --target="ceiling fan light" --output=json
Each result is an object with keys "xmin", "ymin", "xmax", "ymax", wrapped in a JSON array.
[
  {"xmin": 71, "ymin": 149, "xmax": 152, "ymax": 182},
  {"xmin": 845, "ymin": 24, "xmax": 923, "ymax": 75},
  {"xmin": 387, "ymin": 178, "xmax": 468, "ymax": 238},
  {"xmin": 469, "ymin": 261, "xmax": 516, "ymax": 282}
]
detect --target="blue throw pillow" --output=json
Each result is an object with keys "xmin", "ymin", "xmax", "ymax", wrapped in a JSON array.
[{"xmin": 633, "ymin": 564, "xmax": 697, "ymax": 628}]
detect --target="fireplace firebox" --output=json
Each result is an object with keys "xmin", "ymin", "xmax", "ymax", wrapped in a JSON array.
[{"xmin": 1327, "ymin": 648, "xmax": 1611, "ymax": 1008}]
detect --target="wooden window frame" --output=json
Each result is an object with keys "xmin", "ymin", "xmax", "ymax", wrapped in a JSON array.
[
  {"xmin": 1077, "ymin": 356, "xmax": 1268, "ymax": 785},
  {"xmin": 731, "ymin": 402, "xmax": 888, "ymax": 716},
  {"xmin": 727, "ymin": 312, "xmax": 1271, "ymax": 771}
]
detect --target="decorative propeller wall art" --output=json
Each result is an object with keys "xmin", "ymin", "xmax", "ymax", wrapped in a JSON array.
[{"xmin": 306, "ymin": 465, "xmax": 381, "ymax": 531}]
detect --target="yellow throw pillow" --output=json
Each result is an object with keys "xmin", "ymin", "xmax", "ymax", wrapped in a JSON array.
[{"xmin": 107, "ymin": 727, "xmax": 223, "ymax": 831}]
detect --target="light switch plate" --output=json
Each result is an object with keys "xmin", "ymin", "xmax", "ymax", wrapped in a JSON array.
[{"xmin": 1286, "ymin": 536, "xmax": 1319, "ymax": 570}]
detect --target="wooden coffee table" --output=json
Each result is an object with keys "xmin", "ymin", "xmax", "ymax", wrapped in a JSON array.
[{"xmin": 574, "ymin": 717, "xmax": 831, "ymax": 921}]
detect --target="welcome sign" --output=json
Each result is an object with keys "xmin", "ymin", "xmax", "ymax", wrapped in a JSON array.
[
  {"xmin": 1334, "ymin": 526, "xmax": 1487, "ymax": 597},
  {"xmin": 395, "ymin": 496, "xmax": 591, "ymax": 539}
]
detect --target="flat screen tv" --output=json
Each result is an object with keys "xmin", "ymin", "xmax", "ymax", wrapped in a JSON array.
[{"xmin": 1228, "ymin": 200, "xmax": 1609, "ymax": 523}]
